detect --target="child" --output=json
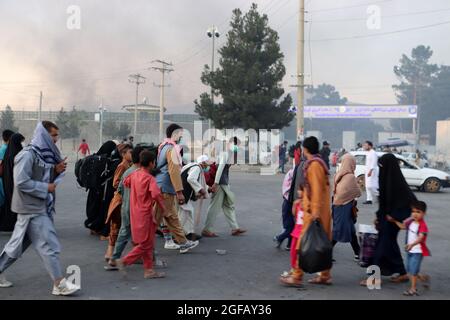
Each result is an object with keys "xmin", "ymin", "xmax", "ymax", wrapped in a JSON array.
[
  {"xmin": 386, "ymin": 200, "xmax": 431, "ymax": 296},
  {"xmin": 116, "ymin": 151, "xmax": 166, "ymax": 279},
  {"xmin": 279, "ymin": 189, "xmax": 304, "ymax": 288},
  {"xmin": 273, "ymin": 167, "xmax": 295, "ymax": 250}
]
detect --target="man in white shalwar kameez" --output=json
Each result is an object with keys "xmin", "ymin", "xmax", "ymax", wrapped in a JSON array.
[
  {"xmin": 363, "ymin": 141, "xmax": 379, "ymax": 204},
  {"xmin": 178, "ymin": 155, "xmax": 210, "ymax": 241}
]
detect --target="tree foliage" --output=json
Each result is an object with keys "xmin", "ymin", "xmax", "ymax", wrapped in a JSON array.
[
  {"xmin": 0, "ymin": 105, "xmax": 19, "ymax": 133},
  {"xmin": 194, "ymin": 3, "xmax": 293, "ymax": 130}
]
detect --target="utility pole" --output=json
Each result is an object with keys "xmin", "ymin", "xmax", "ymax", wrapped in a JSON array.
[
  {"xmin": 128, "ymin": 73, "xmax": 147, "ymax": 139},
  {"xmin": 290, "ymin": 0, "xmax": 306, "ymax": 141},
  {"xmin": 38, "ymin": 91, "xmax": 43, "ymax": 122},
  {"xmin": 150, "ymin": 60, "xmax": 173, "ymax": 142},
  {"xmin": 297, "ymin": 0, "xmax": 305, "ymax": 141},
  {"xmin": 99, "ymin": 98, "xmax": 105, "ymax": 149}
]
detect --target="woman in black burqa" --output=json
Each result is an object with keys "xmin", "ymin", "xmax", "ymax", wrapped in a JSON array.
[
  {"xmin": 0, "ymin": 133, "xmax": 25, "ymax": 231},
  {"xmin": 84, "ymin": 141, "xmax": 121, "ymax": 238},
  {"xmin": 372, "ymin": 153, "xmax": 416, "ymax": 283}
]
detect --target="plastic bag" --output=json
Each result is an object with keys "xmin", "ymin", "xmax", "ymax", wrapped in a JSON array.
[{"xmin": 298, "ymin": 220, "xmax": 333, "ymax": 273}]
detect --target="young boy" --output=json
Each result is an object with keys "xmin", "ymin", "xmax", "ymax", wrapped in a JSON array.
[
  {"xmin": 280, "ymin": 189, "xmax": 304, "ymax": 288},
  {"xmin": 273, "ymin": 167, "xmax": 295, "ymax": 250},
  {"xmin": 386, "ymin": 200, "xmax": 431, "ymax": 296},
  {"xmin": 116, "ymin": 151, "xmax": 166, "ymax": 279},
  {"xmin": 104, "ymin": 144, "xmax": 133, "ymax": 263}
]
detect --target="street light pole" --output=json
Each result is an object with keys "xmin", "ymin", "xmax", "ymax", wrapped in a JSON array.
[{"xmin": 207, "ymin": 25, "xmax": 220, "ymax": 141}]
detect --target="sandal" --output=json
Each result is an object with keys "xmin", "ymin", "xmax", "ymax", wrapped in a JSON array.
[
  {"xmin": 144, "ymin": 270, "xmax": 166, "ymax": 279},
  {"xmin": 104, "ymin": 263, "xmax": 119, "ymax": 271},
  {"xmin": 360, "ymin": 278, "xmax": 382, "ymax": 287},
  {"xmin": 202, "ymin": 230, "xmax": 219, "ymax": 238},
  {"xmin": 390, "ymin": 274, "xmax": 409, "ymax": 283},
  {"xmin": 403, "ymin": 290, "xmax": 420, "ymax": 296},
  {"xmin": 308, "ymin": 276, "xmax": 332, "ymax": 285},
  {"xmin": 280, "ymin": 275, "xmax": 304, "ymax": 288}
]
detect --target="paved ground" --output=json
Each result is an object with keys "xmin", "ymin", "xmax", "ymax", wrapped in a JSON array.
[{"xmin": 1, "ymin": 167, "xmax": 449, "ymax": 300}]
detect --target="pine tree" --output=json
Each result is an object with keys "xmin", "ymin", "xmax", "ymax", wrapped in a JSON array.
[{"xmin": 194, "ymin": 3, "xmax": 293, "ymax": 130}]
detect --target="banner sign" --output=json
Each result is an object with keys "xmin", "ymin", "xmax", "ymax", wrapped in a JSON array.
[{"xmin": 293, "ymin": 105, "xmax": 418, "ymax": 119}]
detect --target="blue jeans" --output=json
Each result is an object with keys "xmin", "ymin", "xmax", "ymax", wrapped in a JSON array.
[
  {"xmin": 406, "ymin": 252, "xmax": 423, "ymax": 276},
  {"xmin": 276, "ymin": 199, "xmax": 294, "ymax": 247}
]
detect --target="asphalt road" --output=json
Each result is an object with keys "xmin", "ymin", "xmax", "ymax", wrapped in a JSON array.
[{"xmin": 1, "ymin": 169, "xmax": 449, "ymax": 300}]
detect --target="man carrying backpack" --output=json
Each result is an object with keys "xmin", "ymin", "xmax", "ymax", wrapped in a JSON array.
[
  {"xmin": 155, "ymin": 124, "xmax": 199, "ymax": 254},
  {"xmin": 178, "ymin": 155, "xmax": 210, "ymax": 241}
]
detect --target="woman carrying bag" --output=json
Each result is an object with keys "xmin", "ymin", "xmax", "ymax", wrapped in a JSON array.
[{"xmin": 332, "ymin": 154, "xmax": 361, "ymax": 261}]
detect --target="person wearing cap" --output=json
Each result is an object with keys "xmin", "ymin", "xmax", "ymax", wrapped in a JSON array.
[
  {"xmin": 320, "ymin": 140, "xmax": 331, "ymax": 170},
  {"xmin": 177, "ymin": 155, "xmax": 210, "ymax": 241}
]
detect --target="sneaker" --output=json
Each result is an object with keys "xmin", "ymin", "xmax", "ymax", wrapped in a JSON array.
[
  {"xmin": 0, "ymin": 274, "xmax": 13, "ymax": 288},
  {"xmin": 164, "ymin": 240, "xmax": 181, "ymax": 250},
  {"xmin": 186, "ymin": 233, "xmax": 202, "ymax": 241},
  {"xmin": 52, "ymin": 278, "xmax": 80, "ymax": 296},
  {"xmin": 179, "ymin": 240, "xmax": 199, "ymax": 254},
  {"xmin": 284, "ymin": 244, "xmax": 291, "ymax": 251},
  {"xmin": 354, "ymin": 255, "xmax": 360, "ymax": 262},
  {"xmin": 273, "ymin": 236, "xmax": 282, "ymax": 248}
]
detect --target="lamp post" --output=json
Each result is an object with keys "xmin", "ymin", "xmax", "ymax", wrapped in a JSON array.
[{"xmin": 207, "ymin": 25, "xmax": 220, "ymax": 140}]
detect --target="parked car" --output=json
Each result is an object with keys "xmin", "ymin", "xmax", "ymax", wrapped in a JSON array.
[
  {"xmin": 401, "ymin": 152, "xmax": 429, "ymax": 168},
  {"xmin": 337, "ymin": 151, "xmax": 450, "ymax": 193}
]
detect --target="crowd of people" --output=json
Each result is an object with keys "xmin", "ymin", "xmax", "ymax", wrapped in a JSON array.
[
  {"xmin": 276, "ymin": 136, "xmax": 431, "ymax": 296},
  {"xmin": 0, "ymin": 122, "xmax": 432, "ymax": 298},
  {"xmin": 81, "ymin": 124, "xmax": 247, "ymax": 278}
]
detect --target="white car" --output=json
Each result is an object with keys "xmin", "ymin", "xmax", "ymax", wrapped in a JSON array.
[
  {"xmin": 401, "ymin": 152, "xmax": 429, "ymax": 168},
  {"xmin": 337, "ymin": 151, "xmax": 450, "ymax": 193}
]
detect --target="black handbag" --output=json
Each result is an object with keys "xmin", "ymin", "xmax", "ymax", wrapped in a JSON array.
[{"xmin": 298, "ymin": 220, "xmax": 333, "ymax": 273}]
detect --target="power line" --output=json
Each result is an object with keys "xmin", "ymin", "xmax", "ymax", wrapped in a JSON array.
[
  {"xmin": 311, "ymin": 19, "xmax": 450, "ymax": 42},
  {"xmin": 309, "ymin": 0, "xmax": 393, "ymax": 13}
]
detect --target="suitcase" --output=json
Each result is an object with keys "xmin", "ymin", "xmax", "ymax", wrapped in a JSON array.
[{"xmin": 358, "ymin": 224, "xmax": 378, "ymax": 268}]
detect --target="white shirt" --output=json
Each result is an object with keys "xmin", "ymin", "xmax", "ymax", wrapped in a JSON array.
[
  {"xmin": 407, "ymin": 221, "xmax": 422, "ymax": 254},
  {"xmin": 365, "ymin": 149, "xmax": 379, "ymax": 188}
]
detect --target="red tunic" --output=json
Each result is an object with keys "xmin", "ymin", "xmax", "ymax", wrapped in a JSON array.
[{"xmin": 123, "ymin": 169, "xmax": 165, "ymax": 243}]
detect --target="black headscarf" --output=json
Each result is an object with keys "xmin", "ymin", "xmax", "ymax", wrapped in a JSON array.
[
  {"xmin": 97, "ymin": 140, "xmax": 117, "ymax": 156},
  {"xmin": 378, "ymin": 153, "xmax": 416, "ymax": 220},
  {"xmin": 0, "ymin": 133, "xmax": 25, "ymax": 231}
]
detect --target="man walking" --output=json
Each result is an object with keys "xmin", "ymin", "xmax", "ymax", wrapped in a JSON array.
[
  {"xmin": 281, "ymin": 136, "xmax": 332, "ymax": 287},
  {"xmin": 0, "ymin": 121, "xmax": 80, "ymax": 296},
  {"xmin": 202, "ymin": 137, "xmax": 246, "ymax": 237},
  {"xmin": 320, "ymin": 141, "xmax": 331, "ymax": 170},
  {"xmin": 278, "ymin": 141, "xmax": 288, "ymax": 174},
  {"xmin": 178, "ymin": 155, "xmax": 210, "ymax": 241},
  {"xmin": 155, "ymin": 124, "xmax": 198, "ymax": 253},
  {"xmin": 363, "ymin": 141, "xmax": 379, "ymax": 205}
]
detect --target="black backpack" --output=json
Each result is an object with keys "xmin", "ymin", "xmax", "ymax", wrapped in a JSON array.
[
  {"xmin": 75, "ymin": 154, "xmax": 111, "ymax": 189},
  {"xmin": 181, "ymin": 163, "xmax": 201, "ymax": 204}
]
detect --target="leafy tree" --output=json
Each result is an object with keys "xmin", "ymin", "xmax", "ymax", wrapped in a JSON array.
[
  {"xmin": 0, "ymin": 105, "xmax": 19, "ymax": 133},
  {"xmin": 102, "ymin": 120, "xmax": 130, "ymax": 139},
  {"xmin": 392, "ymin": 45, "xmax": 439, "ymax": 133},
  {"xmin": 102, "ymin": 119, "xmax": 118, "ymax": 138},
  {"xmin": 305, "ymin": 83, "xmax": 383, "ymax": 147},
  {"xmin": 419, "ymin": 65, "xmax": 450, "ymax": 143},
  {"xmin": 55, "ymin": 106, "xmax": 87, "ymax": 150},
  {"xmin": 194, "ymin": 3, "xmax": 293, "ymax": 130}
]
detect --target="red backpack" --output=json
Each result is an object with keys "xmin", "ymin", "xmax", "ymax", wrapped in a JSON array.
[{"xmin": 204, "ymin": 162, "xmax": 218, "ymax": 187}]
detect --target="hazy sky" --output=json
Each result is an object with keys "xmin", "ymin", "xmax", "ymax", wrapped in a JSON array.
[{"xmin": 1, "ymin": 0, "xmax": 449, "ymax": 113}]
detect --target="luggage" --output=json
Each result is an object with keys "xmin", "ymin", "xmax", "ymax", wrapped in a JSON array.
[
  {"xmin": 358, "ymin": 224, "xmax": 379, "ymax": 267},
  {"xmin": 298, "ymin": 220, "xmax": 333, "ymax": 273}
]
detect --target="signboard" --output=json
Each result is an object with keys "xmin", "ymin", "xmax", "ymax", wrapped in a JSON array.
[{"xmin": 291, "ymin": 105, "xmax": 417, "ymax": 119}]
